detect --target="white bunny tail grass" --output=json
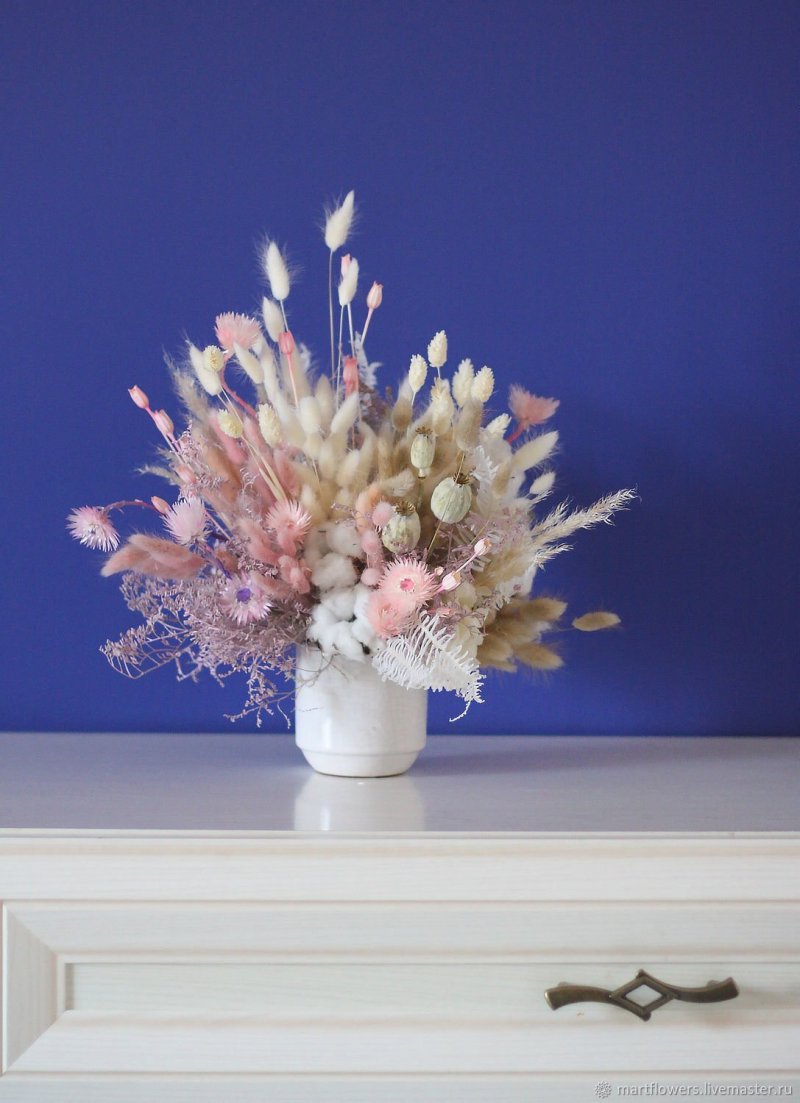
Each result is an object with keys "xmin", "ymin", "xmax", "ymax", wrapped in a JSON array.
[
  {"xmin": 324, "ymin": 190, "xmax": 356, "ymax": 251},
  {"xmin": 262, "ymin": 241, "xmax": 291, "ymax": 302},
  {"xmin": 572, "ymin": 611, "xmax": 621, "ymax": 632},
  {"xmin": 511, "ymin": 430, "xmax": 559, "ymax": 473},
  {"xmin": 515, "ymin": 642, "xmax": 564, "ymax": 670},
  {"xmin": 374, "ymin": 615, "xmax": 484, "ymax": 712}
]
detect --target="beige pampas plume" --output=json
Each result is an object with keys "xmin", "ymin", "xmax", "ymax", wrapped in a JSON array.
[
  {"xmin": 572, "ymin": 611, "xmax": 621, "ymax": 632},
  {"xmin": 452, "ymin": 359, "xmax": 474, "ymax": 406},
  {"xmin": 261, "ymin": 297, "xmax": 284, "ymax": 342},
  {"xmin": 337, "ymin": 255, "xmax": 359, "ymax": 306},
  {"xmin": 263, "ymin": 242, "xmax": 291, "ymax": 302},
  {"xmin": 511, "ymin": 430, "xmax": 559, "ymax": 473},
  {"xmin": 324, "ymin": 190, "xmax": 355, "ymax": 251}
]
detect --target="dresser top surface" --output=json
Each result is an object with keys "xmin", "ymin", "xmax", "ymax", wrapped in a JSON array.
[{"xmin": 0, "ymin": 734, "xmax": 797, "ymax": 834}]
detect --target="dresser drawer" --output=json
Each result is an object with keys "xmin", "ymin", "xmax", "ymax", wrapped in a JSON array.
[{"xmin": 2, "ymin": 833, "xmax": 800, "ymax": 1095}]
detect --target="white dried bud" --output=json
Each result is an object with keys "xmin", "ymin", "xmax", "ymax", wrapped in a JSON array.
[
  {"xmin": 337, "ymin": 255, "xmax": 359, "ymax": 306},
  {"xmin": 452, "ymin": 359, "xmax": 474, "ymax": 406},
  {"xmin": 261, "ymin": 297, "xmax": 284, "ymax": 343},
  {"xmin": 381, "ymin": 503, "xmax": 422, "ymax": 553},
  {"xmin": 430, "ymin": 475, "xmax": 473, "ymax": 523},
  {"xmin": 203, "ymin": 345, "xmax": 225, "ymax": 373},
  {"xmin": 264, "ymin": 241, "xmax": 290, "ymax": 301},
  {"xmin": 218, "ymin": 409, "xmax": 244, "ymax": 439},
  {"xmin": 427, "ymin": 330, "xmax": 448, "ymax": 370},
  {"xmin": 472, "ymin": 365, "xmax": 494, "ymax": 403},
  {"xmin": 486, "ymin": 413, "xmax": 511, "ymax": 436},
  {"xmin": 324, "ymin": 190, "xmax": 355, "ymax": 251},
  {"xmin": 257, "ymin": 403, "xmax": 282, "ymax": 447},
  {"xmin": 408, "ymin": 354, "xmax": 428, "ymax": 394}
]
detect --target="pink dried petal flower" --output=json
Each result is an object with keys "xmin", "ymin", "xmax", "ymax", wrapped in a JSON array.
[
  {"xmin": 266, "ymin": 500, "xmax": 311, "ymax": 552},
  {"xmin": 67, "ymin": 506, "xmax": 120, "ymax": 552},
  {"xmin": 164, "ymin": 498, "xmax": 209, "ymax": 546},
  {"xmin": 377, "ymin": 557, "xmax": 438, "ymax": 610},
  {"xmin": 508, "ymin": 385, "xmax": 560, "ymax": 441},
  {"xmin": 366, "ymin": 594, "xmax": 414, "ymax": 639},
  {"xmin": 219, "ymin": 573, "xmax": 272, "ymax": 626},
  {"xmin": 214, "ymin": 312, "xmax": 262, "ymax": 356}
]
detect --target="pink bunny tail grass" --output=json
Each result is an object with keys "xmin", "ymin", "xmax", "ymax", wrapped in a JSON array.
[{"xmin": 101, "ymin": 535, "xmax": 205, "ymax": 580}]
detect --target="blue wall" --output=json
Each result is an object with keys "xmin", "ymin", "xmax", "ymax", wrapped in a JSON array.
[{"xmin": 3, "ymin": 0, "xmax": 798, "ymax": 735}]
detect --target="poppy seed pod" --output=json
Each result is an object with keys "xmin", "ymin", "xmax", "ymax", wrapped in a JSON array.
[
  {"xmin": 430, "ymin": 474, "xmax": 473, "ymax": 523},
  {"xmin": 410, "ymin": 428, "xmax": 436, "ymax": 476},
  {"xmin": 380, "ymin": 501, "xmax": 422, "ymax": 554}
]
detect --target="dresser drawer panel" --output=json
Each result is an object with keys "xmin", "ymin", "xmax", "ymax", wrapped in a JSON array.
[{"xmin": 4, "ymin": 899, "xmax": 800, "ymax": 1075}]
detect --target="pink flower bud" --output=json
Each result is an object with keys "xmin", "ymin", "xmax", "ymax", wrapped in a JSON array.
[
  {"xmin": 128, "ymin": 385, "xmax": 149, "ymax": 409},
  {"xmin": 439, "ymin": 570, "xmax": 462, "ymax": 592},
  {"xmin": 343, "ymin": 355, "xmax": 359, "ymax": 397},
  {"xmin": 278, "ymin": 330, "xmax": 295, "ymax": 356},
  {"xmin": 474, "ymin": 538, "xmax": 492, "ymax": 556},
  {"xmin": 153, "ymin": 409, "xmax": 174, "ymax": 436},
  {"xmin": 366, "ymin": 282, "xmax": 383, "ymax": 310},
  {"xmin": 340, "ymin": 253, "xmax": 351, "ymax": 275},
  {"xmin": 151, "ymin": 496, "xmax": 171, "ymax": 515}
]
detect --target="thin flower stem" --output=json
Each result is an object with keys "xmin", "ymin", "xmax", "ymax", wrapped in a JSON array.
[
  {"xmin": 220, "ymin": 372, "xmax": 257, "ymax": 418},
  {"xmin": 328, "ymin": 250, "xmax": 335, "ymax": 380},
  {"xmin": 361, "ymin": 306, "xmax": 375, "ymax": 347}
]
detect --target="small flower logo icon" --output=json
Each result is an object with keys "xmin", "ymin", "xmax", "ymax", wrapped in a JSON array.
[{"xmin": 595, "ymin": 1082, "xmax": 613, "ymax": 1099}]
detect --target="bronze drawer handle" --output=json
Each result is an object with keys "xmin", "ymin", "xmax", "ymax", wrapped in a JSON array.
[{"xmin": 545, "ymin": 969, "xmax": 739, "ymax": 1022}]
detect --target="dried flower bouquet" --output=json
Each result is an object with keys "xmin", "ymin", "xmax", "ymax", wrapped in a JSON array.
[{"xmin": 69, "ymin": 192, "xmax": 634, "ymax": 724}]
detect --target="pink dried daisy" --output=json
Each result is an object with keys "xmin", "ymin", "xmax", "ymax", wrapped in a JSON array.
[
  {"xmin": 219, "ymin": 573, "xmax": 272, "ymax": 626},
  {"xmin": 163, "ymin": 498, "xmax": 209, "ymax": 546},
  {"xmin": 67, "ymin": 506, "xmax": 120, "ymax": 552},
  {"xmin": 508, "ymin": 385, "xmax": 560, "ymax": 441},
  {"xmin": 266, "ymin": 499, "xmax": 311, "ymax": 553},
  {"xmin": 377, "ymin": 557, "xmax": 438, "ymax": 610},
  {"xmin": 215, "ymin": 312, "xmax": 262, "ymax": 356},
  {"xmin": 366, "ymin": 594, "xmax": 414, "ymax": 640}
]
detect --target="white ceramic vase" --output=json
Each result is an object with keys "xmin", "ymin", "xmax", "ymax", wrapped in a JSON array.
[{"xmin": 294, "ymin": 645, "xmax": 428, "ymax": 777}]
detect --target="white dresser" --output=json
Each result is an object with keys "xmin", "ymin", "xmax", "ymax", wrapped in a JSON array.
[{"xmin": 1, "ymin": 733, "xmax": 798, "ymax": 1101}]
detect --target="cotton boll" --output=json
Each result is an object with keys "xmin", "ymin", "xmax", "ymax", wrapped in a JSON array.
[
  {"xmin": 353, "ymin": 584, "xmax": 373, "ymax": 619},
  {"xmin": 330, "ymin": 623, "xmax": 366, "ymax": 662},
  {"xmin": 327, "ymin": 523, "xmax": 362, "ymax": 558},
  {"xmin": 321, "ymin": 587, "xmax": 357, "ymax": 620},
  {"xmin": 351, "ymin": 616, "xmax": 378, "ymax": 649},
  {"xmin": 311, "ymin": 552, "xmax": 358, "ymax": 591}
]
